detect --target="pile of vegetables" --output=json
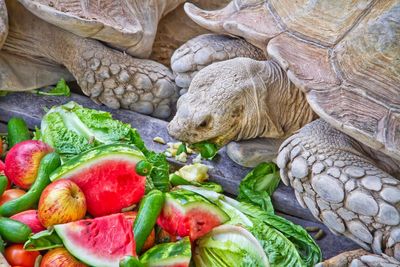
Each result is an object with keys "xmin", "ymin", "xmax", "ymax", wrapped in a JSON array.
[{"xmin": 0, "ymin": 102, "xmax": 321, "ymax": 267}]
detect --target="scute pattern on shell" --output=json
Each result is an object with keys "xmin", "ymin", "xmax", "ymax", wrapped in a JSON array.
[
  {"xmin": 277, "ymin": 119, "xmax": 400, "ymax": 257},
  {"xmin": 185, "ymin": 0, "xmax": 400, "ymax": 160}
]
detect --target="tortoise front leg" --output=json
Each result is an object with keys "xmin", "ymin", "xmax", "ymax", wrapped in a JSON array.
[
  {"xmin": 171, "ymin": 33, "xmax": 266, "ymax": 94},
  {"xmin": 317, "ymin": 249, "xmax": 400, "ymax": 267},
  {"xmin": 277, "ymin": 119, "xmax": 400, "ymax": 259}
]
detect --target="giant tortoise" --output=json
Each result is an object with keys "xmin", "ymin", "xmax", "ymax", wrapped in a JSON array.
[
  {"xmin": 168, "ymin": 0, "xmax": 400, "ymax": 264},
  {"xmin": 0, "ymin": 0, "xmax": 185, "ymax": 118}
]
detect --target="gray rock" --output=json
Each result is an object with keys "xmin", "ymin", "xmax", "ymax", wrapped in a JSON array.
[
  {"xmin": 291, "ymin": 156, "xmax": 308, "ymax": 179},
  {"xmin": 345, "ymin": 167, "xmax": 366, "ymax": 178},
  {"xmin": 321, "ymin": 210, "xmax": 345, "ymax": 233},
  {"xmin": 361, "ymin": 176, "xmax": 382, "ymax": 191},
  {"xmin": 312, "ymin": 174, "xmax": 344, "ymax": 203},
  {"xmin": 347, "ymin": 220, "xmax": 373, "ymax": 243},
  {"xmin": 380, "ymin": 187, "xmax": 400, "ymax": 203},
  {"xmin": 346, "ymin": 190, "xmax": 379, "ymax": 216},
  {"xmin": 376, "ymin": 203, "xmax": 400, "ymax": 225},
  {"xmin": 312, "ymin": 162, "xmax": 325, "ymax": 174}
]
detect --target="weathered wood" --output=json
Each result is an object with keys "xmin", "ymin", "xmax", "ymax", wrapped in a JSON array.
[{"xmin": 0, "ymin": 92, "xmax": 360, "ymax": 258}]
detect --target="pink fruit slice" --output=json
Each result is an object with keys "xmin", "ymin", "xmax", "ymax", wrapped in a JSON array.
[
  {"xmin": 50, "ymin": 144, "xmax": 146, "ymax": 217},
  {"xmin": 157, "ymin": 189, "xmax": 229, "ymax": 241},
  {"xmin": 54, "ymin": 213, "xmax": 136, "ymax": 267}
]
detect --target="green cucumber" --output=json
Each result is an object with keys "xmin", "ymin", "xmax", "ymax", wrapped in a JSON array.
[
  {"xmin": 133, "ymin": 189, "xmax": 164, "ymax": 254},
  {"xmin": 0, "ymin": 152, "xmax": 61, "ymax": 216},
  {"xmin": 0, "ymin": 175, "xmax": 8, "ymax": 196},
  {"xmin": 7, "ymin": 117, "xmax": 31, "ymax": 148},
  {"xmin": 119, "ymin": 256, "xmax": 144, "ymax": 267},
  {"xmin": 0, "ymin": 217, "xmax": 32, "ymax": 243}
]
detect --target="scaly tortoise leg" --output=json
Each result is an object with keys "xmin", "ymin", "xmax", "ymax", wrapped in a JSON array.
[
  {"xmin": 317, "ymin": 249, "xmax": 400, "ymax": 267},
  {"xmin": 277, "ymin": 119, "xmax": 400, "ymax": 259},
  {"xmin": 171, "ymin": 33, "xmax": 266, "ymax": 94}
]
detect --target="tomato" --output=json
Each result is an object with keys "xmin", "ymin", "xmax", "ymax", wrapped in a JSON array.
[
  {"xmin": 4, "ymin": 244, "xmax": 40, "ymax": 267},
  {"xmin": 123, "ymin": 211, "xmax": 155, "ymax": 251},
  {"xmin": 0, "ymin": 189, "xmax": 26, "ymax": 206}
]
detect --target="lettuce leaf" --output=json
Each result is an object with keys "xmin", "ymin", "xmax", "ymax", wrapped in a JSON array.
[
  {"xmin": 39, "ymin": 102, "xmax": 169, "ymax": 191},
  {"xmin": 238, "ymin": 162, "xmax": 280, "ymax": 214},
  {"xmin": 180, "ymin": 186, "xmax": 321, "ymax": 267}
]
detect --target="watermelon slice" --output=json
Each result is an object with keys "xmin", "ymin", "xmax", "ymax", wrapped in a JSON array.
[
  {"xmin": 157, "ymin": 189, "xmax": 229, "ymax": 241},
  {"xmin": 140, "ymin": 237, "xmax": 191, "ymax": 267},
  {"xmin": 54, "ymin": 213, "xmax": 135, "ymax": 267},
  {"xmin": 50, "ymin": 144, "xmax": 146, "ymax": 216}
]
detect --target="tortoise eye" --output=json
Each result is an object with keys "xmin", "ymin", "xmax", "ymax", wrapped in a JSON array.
[{"xmin": 197, "ymin": 115, "xmax": 212, "ymax": 128}]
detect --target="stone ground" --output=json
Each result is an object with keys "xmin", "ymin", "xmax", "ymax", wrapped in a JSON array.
[{"xmin": 0, "ymin": 92, "xmax": 360, "ymax": 259}]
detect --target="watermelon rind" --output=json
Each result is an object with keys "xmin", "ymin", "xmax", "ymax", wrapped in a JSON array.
[
  {"xmin": 54, "ymin": 214, "xmax": 135, "ymax": 267},
  {"xmin": 166, "ymin": 189, "xmax": 229, "ymax": 222},
  {"xmin": 50, "ymin": 143, "xmax": 145, "ymax": 181},
  {"xmin": 140, "ymin": 237, "xmax": 191, "ymax": 267}
]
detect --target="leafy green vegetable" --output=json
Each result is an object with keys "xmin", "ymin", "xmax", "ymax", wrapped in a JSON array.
[
  {"xmin": 194, "ymin": 225, "xmax": 269, "ymax": 267},
  {"xmin": 238, "ymin": 162, "xmax": 280, "ymax": 214},
  {"xmin": 39, "ymin": 101, "xmax": 169, "ymax": 191},
  {"xmin": 191, "ymin": 141, "xmax": 219, "ymax": 159},
  {"xmin": 176, "ymin": 143, "xmax": 187, "ymax": 156},
  {"xmin": 24, "ymin": 228, "xmax": 63, "ymax": 251},
  {"xmin": 31, "ymin": 79, "xmax": 71, "ymax": 96},
  {"xmin": 180, "ymin": 186, "xmax": 321, "ymax": 267},
  {"xmin": 169, "ymin": 173, "xmax": 223, "ymax": 193}
]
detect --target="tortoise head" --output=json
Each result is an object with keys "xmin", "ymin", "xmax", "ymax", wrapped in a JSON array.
[{"xmin": 168, "ymin": 58, "xmax": 264, "ymax": 146}]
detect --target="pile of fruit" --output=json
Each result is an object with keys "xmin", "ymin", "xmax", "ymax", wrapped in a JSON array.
[{"xmin": 0, "ymin": 102, "xmax": 321, "ymax": 267}]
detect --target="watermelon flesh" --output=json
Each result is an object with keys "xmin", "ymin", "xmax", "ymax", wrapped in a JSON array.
[
  {"xmin": 54, "ymin": 213, "xmax": 136, "ymax": 267},
  {"xmin": 50, "ymin": 144, "xmax": 146, "ymax": 217},
  {"xmin": 157, "ymin": 189, "xmax": 229, "ymax": 241}
]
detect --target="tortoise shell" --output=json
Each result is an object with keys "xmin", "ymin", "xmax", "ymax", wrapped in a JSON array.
[
  {"xmin": 0, "ymin": 0, "xmax": 7, "ymax": 49},
  {"xmin": 185, "ymin": 0, "xmax": 400, "ymax": 161},
  {"xmin": 17, "ymin": 0, "xmax": 185, "ymax": 57}
]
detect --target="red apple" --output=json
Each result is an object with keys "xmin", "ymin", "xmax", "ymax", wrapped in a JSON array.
[
  {"xmin": 38, "ymin": 179, "xmax": 86, "ymax": 228},
  {"xmin": 0, "ymin": 189, "xmax": 26, "ymax": 205},
  {"xmin": 40, "ymin": 248, "xmax": 87, "ymax": 267},
  {"xmin": 11, "ymin": 210, "xmax": 45, "ymax": 233},
  {"xmin": 5, "ymin": 140, "xmax": 53, "ymax": 189}
]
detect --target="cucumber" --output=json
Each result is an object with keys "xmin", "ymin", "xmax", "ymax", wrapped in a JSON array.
[
  {"xmin": 0, "ymin": 152, "xmax": 61, "ymax": 216},
  {"xmin": 133, "ymin": 190, "xmax": 164, "ymax": 254},
  {"xmin": 0, "ymin": 217, "xmax": 32, "ymax": 243},
  {"xmin": 7, "ymin": 117, "xmax": 31, "ymax": 148},
  {"xmin": 119, "ymin": 256, "xmax": 144, "ymax": 267},
  {"xmin": 0, "ymin": 175, "xmax": 8, "ymax": 196}
]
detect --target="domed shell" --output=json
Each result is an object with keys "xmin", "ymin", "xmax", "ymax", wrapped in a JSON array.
[
  {"xmin": 185, "ymin": 0, "xmax": 400, "ymax": 161},
  {"xmin": 0, "ymin": 0, "xmax": 7, "ymax": 49},
  {"xmin": 17, "ymin": 0, "xmax": 185, "ymax": 58}
]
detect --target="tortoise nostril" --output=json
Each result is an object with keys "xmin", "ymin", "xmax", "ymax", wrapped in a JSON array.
[{"xmin": 197, "ymin": 115, "xmax": 212, "ymax": 129}]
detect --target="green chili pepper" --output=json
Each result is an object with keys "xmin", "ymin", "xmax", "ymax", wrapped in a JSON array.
[
  {"xmin": 0, "ymin": 152, "xmax": 61, "ymax": 217},
  {"xmin": 135, "ymin": 160, "xmax": 153, "ymax": 176},
  {"xmin": 0, "ymin": 217, "xmax": 32, "ymax": 243},
  {"xmin": 7, "ymin": 117, "xmax": 31, "ymax": 148},
  {"xmin": 133, "ymin": 190, "xmax": 164, "ymax": 254}
]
